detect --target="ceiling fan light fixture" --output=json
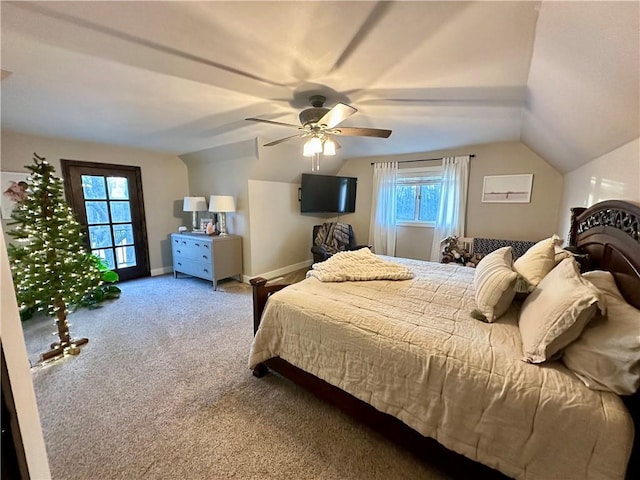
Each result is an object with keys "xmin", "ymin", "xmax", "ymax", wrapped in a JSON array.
[
  {"xmin": 303, "ymin": 136, "xmax": 323, "ymax": 157},
  {"xmin": 323, "ymin": 137, "xmax": 336, "ymax": 156},
  {"xmin": 248, "ymin": 94, "xmax": 391, "ymax": 171}
]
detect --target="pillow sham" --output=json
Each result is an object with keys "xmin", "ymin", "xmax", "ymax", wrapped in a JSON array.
[
  {"xmin": 562, "ymin": 271, "xmax": 640, "ymax": 395},
  {"xmin": 519, "ymin": 258, "xmax": 604, "ymax": 363},
  {"xmin": 472, "ymin": 247, "xmax": 518, "ymax": 322},
  {"xmin": 514, "ymin": 234, "xmax": 562, "ymax": 287}
]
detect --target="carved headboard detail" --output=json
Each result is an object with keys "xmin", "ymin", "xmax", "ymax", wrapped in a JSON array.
[
  {"xmin": 577, "ymin": 206, "xmax": 639, "ymax": 240},
  {"xmin": 569, "ymin": 200, "xmax": 640, "ymax": 310}
]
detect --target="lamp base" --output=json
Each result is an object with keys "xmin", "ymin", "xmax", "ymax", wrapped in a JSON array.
[
  {"xmin": 219, "ymin": 212, "xmax": 228, "ymax": 235},
  {"xmin": 191, "ymin": 211, "xmax": 198, "ymax": 231}
]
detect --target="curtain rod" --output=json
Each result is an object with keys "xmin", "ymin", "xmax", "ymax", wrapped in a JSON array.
[{"xmin": 370, "ymin": 154, "xmax": 475, "ymax": 166}]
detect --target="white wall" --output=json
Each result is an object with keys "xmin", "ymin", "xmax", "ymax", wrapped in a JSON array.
[
  {"xmin": 248, "ymin": 180, "xmax": 321, "ymax": 277},
  {"xmin": 1, "ymin": 130, "xmax": 189, "ymax": 275},
  {"xmin": 0, "ymin": 228, "xmax": 51, "ymax": 479},
  {"xmin": 558, "ymin": 138, "xmax": 640, "ymax": 241}
]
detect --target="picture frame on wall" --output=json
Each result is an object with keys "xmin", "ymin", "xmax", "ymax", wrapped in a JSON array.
[
  {"xmin": 482, "ymin": 174, "xmax": 533, "ymax": 203},
  {"xmin": 1, "ymin": 171, "xmax": 30, "ymax": 219}
]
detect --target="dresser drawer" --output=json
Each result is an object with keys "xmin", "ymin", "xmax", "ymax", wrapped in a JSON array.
[
  {"xmin": 172, "ymin": 244, "xmax": 211, "ymax": 263},
  {"xmin": 173, "ymin": 258, "xmax": 213, "ymax": 280},
  {"xmin": 172, "ymin": 236, "xmax": 211, "ymax": 261}
]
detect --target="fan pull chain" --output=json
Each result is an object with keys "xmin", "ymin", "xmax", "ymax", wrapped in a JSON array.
[{"xmin": 311, "ymin": 153, "xmax": 321, "ymax": 172}]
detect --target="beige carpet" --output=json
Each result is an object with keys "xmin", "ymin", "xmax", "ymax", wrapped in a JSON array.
[{"xmin": 23, "ymin": 274, "xmax": 469, "ymax": 480}]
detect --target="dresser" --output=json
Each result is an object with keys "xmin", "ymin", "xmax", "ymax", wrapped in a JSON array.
[{"xmin": 171, "ymin": 233, "xmax": 242, "ymax": 290}]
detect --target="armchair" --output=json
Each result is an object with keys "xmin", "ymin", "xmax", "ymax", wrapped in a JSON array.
[{"xmin": 311, "ymin": 223, "xmax": 369, "ymax": 264}]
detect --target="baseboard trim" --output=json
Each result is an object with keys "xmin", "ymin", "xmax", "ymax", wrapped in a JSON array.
[
  {"xmin": 242, "ymin": 259, "xmax": 312, "ymax": 284},
  {"xmin": 150, "ymin": 266, "xmax": 173, "ymax": 277}
]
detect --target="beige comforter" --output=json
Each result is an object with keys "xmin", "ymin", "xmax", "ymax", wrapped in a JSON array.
[{"xmin": 249, "ymin": 258, "xmax": 633, "ymax": 480}]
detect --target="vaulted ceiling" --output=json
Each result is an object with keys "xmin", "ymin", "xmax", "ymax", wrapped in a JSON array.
[{"xmin": 1, "ymin": 1, "xmax": 638, "ymax": 173}]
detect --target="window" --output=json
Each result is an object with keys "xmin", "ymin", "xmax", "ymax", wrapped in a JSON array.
[{"xmin": 396, "ymin": 166, "xmax": 442, "ymax": 226}]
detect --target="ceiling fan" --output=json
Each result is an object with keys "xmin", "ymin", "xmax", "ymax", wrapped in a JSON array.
[{"xmin": 245, "ymin": 95, "xmax": 392, "ymax": 152}]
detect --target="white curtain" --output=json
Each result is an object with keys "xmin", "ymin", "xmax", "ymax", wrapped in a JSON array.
[
  {"xmin": 368, "ymin": 162, "xmax": 398, "ymax": 256},
  {"xmin": 430, "ymin": 156, "xmax": 470, "ymax": 262}
]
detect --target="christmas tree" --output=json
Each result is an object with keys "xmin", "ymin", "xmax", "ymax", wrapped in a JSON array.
[{"xmin": 7, "ymin": 153, "xmax": 104, "ymax": 361}]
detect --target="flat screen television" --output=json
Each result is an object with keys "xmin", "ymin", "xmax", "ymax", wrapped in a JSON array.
[{"xmin": 300, "ymin": 174, "xmax": 357, "ymax": 213}]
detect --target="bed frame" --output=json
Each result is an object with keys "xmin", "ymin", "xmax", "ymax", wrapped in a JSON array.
[{"xmin": 251, "ymin": 199, "xmax": 640, "ymax": 479}]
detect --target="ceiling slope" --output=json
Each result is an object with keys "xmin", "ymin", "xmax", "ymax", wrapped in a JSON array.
[
  {"xmin": 522, "ymin": 1, "xmax": 640, "ymax": 173},
  {"xmin": 1, "ymin": 1, "xmax": 637, "ymax": 173}
]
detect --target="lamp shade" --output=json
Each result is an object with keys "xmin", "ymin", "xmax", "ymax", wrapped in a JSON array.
[
  {"xmin": 323, "ymin": 138, "xmax": 336, "ymax": 156},
  {"xmin": 303, "ymin": 136, "xmax": 323, "ymax": 157},
  {"xmin": 183, "ymin": 196, "xmax": 207, "ymax": 212},
  {"xmin": 208, "ymin": 195, "xmax": 235, "ymax": 213}
]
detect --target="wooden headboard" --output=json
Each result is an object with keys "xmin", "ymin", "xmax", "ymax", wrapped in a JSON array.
[
  {"xmin": 569, "ymin": 199, "xmax": 640, "ymax": 309},
  {"xmin": 569, "ymin": 199, "xmax": 640, "ymax": 480}
]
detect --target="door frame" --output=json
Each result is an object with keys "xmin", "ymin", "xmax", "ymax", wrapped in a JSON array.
[{"xmin": 60, "ymin": 159, "xmax": 151, "ymax": 280}]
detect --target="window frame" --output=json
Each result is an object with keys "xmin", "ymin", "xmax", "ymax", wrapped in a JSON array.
[{"xmin": 395, "ymin": 166, "xmax": 442, "ymax": 228}]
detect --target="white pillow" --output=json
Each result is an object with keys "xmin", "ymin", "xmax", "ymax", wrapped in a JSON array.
[
  {"xmin": 473, "ymin": 247, "xmax": 517, "ymax": 322},
  {"xmin": 563, "ymin": 271, "xmax": 640, "ymax": 395},
  {"xmin": 519, "ymin": 258, "xmax": 604, "ymax": 363},
  {"xmin": 514, "ymin": 235, "xmax": 562, "ymax": 287}
]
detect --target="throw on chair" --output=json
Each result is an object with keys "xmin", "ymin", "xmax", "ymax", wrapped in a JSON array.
[{"xmin": 311, "ymin": 222, "xmax": 368, "ymax": 263}]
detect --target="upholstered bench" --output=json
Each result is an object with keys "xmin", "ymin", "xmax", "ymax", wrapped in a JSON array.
[{"xmin": 472, "ymin": 237, "xmax": 536, "ymax": 259}]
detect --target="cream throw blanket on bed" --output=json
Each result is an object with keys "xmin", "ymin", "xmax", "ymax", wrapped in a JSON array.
[{"xmin": 306, "ymin": 247, "xmax": 414, "ymax": 282}]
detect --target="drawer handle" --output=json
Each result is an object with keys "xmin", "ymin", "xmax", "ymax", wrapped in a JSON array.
[
  {"xmin": 205, "ymin": 245, "xmax": 210, "ymax": 249},
  {"xmin": 195, "ymin": 243, "xmax": 200, "ymax": 247},
  {"xmin": 177, "ymin": 262, "xmax": 182, "ymax": 266},
  {"xmin": 176, "ymin": 249, "xmax": 181, "ymax": 254},
  {"xmin": 181, "ymin": 241, "xmax": 187, "ymax": 245},
  {"xmin": 202, "ymin": 255, "xmax": 208, "ymax": 260},
  {"xmin": 203, "ymin": 269, "xmax": 209, "ymax": 273}
]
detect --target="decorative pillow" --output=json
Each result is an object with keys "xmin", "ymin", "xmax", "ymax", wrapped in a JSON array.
[
  {"xmin": 513, "ymin": 235, "xmax": 562, "ymax": 287},
  {"xmin": 563, "ymin": 271, "xmax": 640, "ymax": 395},
  {"xmin": 518, "ymin": 258, "xmax": 604, "ymax": 363},
  {"xmin": 472, "ymin": 247, "xmax": 518, "ymax": 322}
]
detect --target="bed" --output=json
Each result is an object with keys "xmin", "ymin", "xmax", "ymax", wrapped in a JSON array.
[{"xmin": 249, "ymin": 199, "xmax": 640, "ymax": 480}]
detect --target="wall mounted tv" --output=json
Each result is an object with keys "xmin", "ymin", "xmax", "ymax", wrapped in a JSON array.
[{"xmin": 300, "ymin": 174, "xmax": 357, "ymax": 214}]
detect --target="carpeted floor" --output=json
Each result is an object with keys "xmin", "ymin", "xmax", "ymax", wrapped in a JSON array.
[{"xmin": 23, "ymin": 273, "xmax": 460, "ymax": 480}]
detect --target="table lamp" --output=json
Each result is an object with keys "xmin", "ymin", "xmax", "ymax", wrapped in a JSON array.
[
  {"xmin": 183, "ymin": 196, "xmax": 207, "ymax": 231},
  {"xmin": 209, "ymin": 195, "xmax": 235, "ymax": 236}
]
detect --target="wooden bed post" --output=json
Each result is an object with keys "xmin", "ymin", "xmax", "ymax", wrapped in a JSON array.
[
  {"xmin": 249, "ymin": 276, "xmax": 289, "ymax": 378},
  {"xmin": 250, "ymin": 277, "xmax": 269, "ymax": 334},
  {"xmin": 249, "ymin": 277, "xmax": 289, "ymax": 333},
  {"xmin": 568, "ymin": 206, "xmax": 587, "ymax": 246}
]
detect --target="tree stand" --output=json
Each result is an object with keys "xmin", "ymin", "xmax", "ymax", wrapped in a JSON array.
[
  {"xmin": 40, "ymin": 338, "xmax": 89, "ymax": 362},
  {"xmin": 39, "ymin": 301, "xmax": 89, "ymax": 362}
]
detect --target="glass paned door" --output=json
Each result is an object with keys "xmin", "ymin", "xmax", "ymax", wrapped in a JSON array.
[
  {"xmin": 82, "ymin": 175, "xmax": 136, "ymax": 270},
  {"xmin": 61, "ymin": 161, "xmax": 150, "ymax": 281}
]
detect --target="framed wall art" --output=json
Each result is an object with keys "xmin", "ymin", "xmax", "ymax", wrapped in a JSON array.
[
  {"xmin": 482, "ymin": 174, "xmax": 533, "ymax": 203},
  {"xmin": 1, "ymin": 171, "xmax": 30, "ymax": 219}
]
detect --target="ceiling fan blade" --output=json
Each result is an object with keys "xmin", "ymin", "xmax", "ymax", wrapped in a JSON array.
[
  {"xmin": 332, "ymin": 127, "xmax": 392, "ymax": 138},
  {"xmin": 263, "ymin": 134, "xmax": 305, "ymax": 147},
  {"xmin": 317, "ymin": 103, "xmax": 357, "ymax": 128},
  {"xmin": 246, "ymin": 118, "xmax": 302, "ymax": 129}
]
